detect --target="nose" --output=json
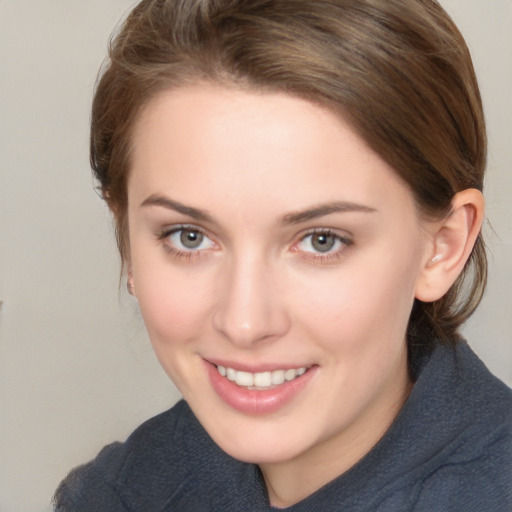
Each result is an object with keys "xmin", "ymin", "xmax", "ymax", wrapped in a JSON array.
[{"xmin": 212, "ymin": 253, "xmax": 290, "ymax": 348}]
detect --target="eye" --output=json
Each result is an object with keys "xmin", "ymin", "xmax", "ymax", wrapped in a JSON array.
[
  {"xmin": 161, "ymin": 226, "xmax": 215, "ymax": 253},
  {"xmin": 174, "ymin": 229, "xmax": 206, "ymax": 250},
  {"xmin": 296, "ymin": 230, "xmax": 351, "ymax": 255}
]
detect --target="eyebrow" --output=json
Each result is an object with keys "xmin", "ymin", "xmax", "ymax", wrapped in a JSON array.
[
  {"xmin": 279, "ymin": 201, "xmax": 377, "ymax": 225},
  {"xmin": 141, "ymin": 195, "xmax": 376, "ymax": 225},
  {"xmin": 141, "ymin": 195, "xmax": 214, "ymax": 222}
]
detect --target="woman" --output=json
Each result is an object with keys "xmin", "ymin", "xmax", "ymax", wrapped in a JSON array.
[{"xmin": 54, "ymin": 0, "xmax": 511, "ymax": 510}]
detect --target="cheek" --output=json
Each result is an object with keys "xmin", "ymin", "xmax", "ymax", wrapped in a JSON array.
[
  {"xmin": 132, "ymin": 257, "xmax": 213, "ymax": 347},
  {"xmin": 292, "ymin": 252, "xmax": 419, "ymax": 357},
  {"xmin": 132, "ymin": 264, "xmax": 217, "ymax": 399}
]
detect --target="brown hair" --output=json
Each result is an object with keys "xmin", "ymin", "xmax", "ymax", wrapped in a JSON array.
[{"xmin": 91, "ymin": 0, "xmax": 487, "ymax": 348}]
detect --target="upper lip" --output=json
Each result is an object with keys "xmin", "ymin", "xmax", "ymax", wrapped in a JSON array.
[{"xmin": 204, "ymin": 358, "xmax": 313, "ymax": 373}]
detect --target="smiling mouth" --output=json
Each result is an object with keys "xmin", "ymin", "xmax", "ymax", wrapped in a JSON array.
[{"xmin": 216, "ymin": 365, "xmax": 310, "ymax": 390}]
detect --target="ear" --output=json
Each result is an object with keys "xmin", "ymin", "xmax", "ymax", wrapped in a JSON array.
[{"xmin": 415, "ymin": 189, "xmax": 484, "ymax": 303}]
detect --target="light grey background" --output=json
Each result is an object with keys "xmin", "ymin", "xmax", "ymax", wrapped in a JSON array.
[{"xmin": 0, "ymin": 1, "xmax": 510, "ymax": 510}]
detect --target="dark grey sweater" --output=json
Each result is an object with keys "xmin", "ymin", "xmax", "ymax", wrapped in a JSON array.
[{"xmin": 54, "ymin": 342, "xmax": 512, "ymax": 511}]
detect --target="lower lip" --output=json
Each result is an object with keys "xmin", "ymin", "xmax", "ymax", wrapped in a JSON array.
[{"xmin": 206, "ymin": 362, "xmax": 317, "ymax": 415}]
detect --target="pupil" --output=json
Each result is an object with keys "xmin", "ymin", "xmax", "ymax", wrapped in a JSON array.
[
  {"xmin": 180, "ymin": 230, "xmax": 203, "ymax": 249},
  {"xmin": 312, "ymin": 233, "xmax": 335, "ymax": 253}
]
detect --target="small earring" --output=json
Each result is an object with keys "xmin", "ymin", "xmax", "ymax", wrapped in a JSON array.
[
  {"xmin": 431, "ymin": 254, "xmax": 442, "ymax": 263},
  {"xmin": 127, "ymin": 279, "xmax": 135, "ymax": 296}
]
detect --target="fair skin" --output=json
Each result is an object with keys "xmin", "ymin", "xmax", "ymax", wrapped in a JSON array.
[{"xmin": 126, "ymin": 84, "xmax": 483, "ymax": 507}]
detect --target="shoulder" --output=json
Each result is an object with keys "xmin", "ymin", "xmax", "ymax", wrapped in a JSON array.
[
  {"xmin": 411, "ymin": 342, "xmax": 512, "ymax": 511},
  {"xmin": 53, "ymin": 400, "xmax": 238, "ymax": 511},
  {"xmin": 450, "ymin": 341, "xmax": 512, "ymax": 434},
  {"xmin": 412, "ymin": 428, "xmax": 512, "ymax": 512},
  {"xmin": 408, "ymin": 341, "xmax": 512, "ymax": 428}
]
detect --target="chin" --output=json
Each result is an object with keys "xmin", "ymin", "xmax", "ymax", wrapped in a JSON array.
[{"xmin": 201, "ymin": 414, "xmax": 315, "ymax": 465}]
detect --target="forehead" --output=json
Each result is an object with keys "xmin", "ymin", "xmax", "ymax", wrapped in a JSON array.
[{"xmin": 129, "ymin": 84, "xmax": 417, "ymax": 219}]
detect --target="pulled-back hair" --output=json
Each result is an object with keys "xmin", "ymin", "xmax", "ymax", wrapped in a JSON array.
[{"xmin": 91, "ymin": 0, "xmax": 487, "ymax": 348}]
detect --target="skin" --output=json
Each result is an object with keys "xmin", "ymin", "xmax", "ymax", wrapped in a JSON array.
[{"xmin": 126, "ymin": 84, "xmax": 456, "ymax": 507}]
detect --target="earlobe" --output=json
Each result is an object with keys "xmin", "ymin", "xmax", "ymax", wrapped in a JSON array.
[
  {"xmin": 415, "ymin": 189, "xmax": 484, "ymax": 303},
  {"xmin": 126, "ymin": 267, "xmax": 136, "ymax": 296}
]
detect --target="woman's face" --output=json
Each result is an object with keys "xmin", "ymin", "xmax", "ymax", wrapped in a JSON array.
[{"xmin": 127, "ymin": 85, "xmax": 432, "ymax": 472}]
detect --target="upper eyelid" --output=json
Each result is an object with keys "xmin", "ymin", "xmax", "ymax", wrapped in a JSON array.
[
  {"xmin": 298, "ymin": 227, "xmax": 353, "ymax": 242},
  {"xmin": 291, "ymin": 228, "xmax": 353, "ymax": 256},
  {"xmin": 158, "ymin": 224, "xmax": 208, "ymax": 238},
  {"xmin": 157, "ymin": 225, "xmax": 214, "ymax": 247},
  {"xmin": 156, "ymin": 224, "xmax": 352, "ymax": 248},
  {"xmin": 298, "ymin": 233, "xmax": 351, "ymax": 246},
  {"xmin": 159, "ymin": 226, "xmax": 216, "ymax": 256}
]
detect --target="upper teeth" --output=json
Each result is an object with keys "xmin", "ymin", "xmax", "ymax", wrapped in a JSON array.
[{"xmin": 217, "ymin": 365, "xmax": 308, "ymax": 388}]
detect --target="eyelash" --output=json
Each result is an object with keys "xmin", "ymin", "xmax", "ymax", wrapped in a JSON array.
[
  {"xmin": 156, "ymin": 225, "xmax": 213, "ymax": 261},
  {"xmin": 156, "ymin": 226, "xmax": 353, "ymax": 263},
  {"xmin": 294, "ymin": 229, "xmax": 353, "ymax": 264}
]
